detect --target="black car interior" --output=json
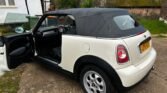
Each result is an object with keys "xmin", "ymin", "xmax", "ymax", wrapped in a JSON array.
[
  {"xmin": 3, "ymin": 33, "xmax": 34, "ymax": 69},
  {"xmin": 35, "ymin": 15, "xmax": 76, "ymax": 63}
]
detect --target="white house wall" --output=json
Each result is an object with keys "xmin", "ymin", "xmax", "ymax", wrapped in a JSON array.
[
  {"xmin": 27, "ymin": 0, "xmax": 43, "ymax": 16},
  {"xmin": 0, "ymin": 0, "xmax": 43, "ymax": 24}
]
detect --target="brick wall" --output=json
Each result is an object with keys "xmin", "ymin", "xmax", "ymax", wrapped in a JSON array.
[
  {"xmin": 161, "ymin": 1, "xmax": 167, "ymax": 20},
  {"xmin": 127, "ymin": 8, "xmax": 160, "ymax": 16}
]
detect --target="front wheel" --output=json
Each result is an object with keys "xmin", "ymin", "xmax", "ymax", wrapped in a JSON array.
[{"xmin": 80, "ymin": 65, "xmax": 117, "ymax": 93}]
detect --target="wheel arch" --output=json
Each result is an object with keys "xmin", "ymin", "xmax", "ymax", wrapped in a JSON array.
[{"xmin": 73, "ymin": 55, "xmax": 123, "ymax": 90}]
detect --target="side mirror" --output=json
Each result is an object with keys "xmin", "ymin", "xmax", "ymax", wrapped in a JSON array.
[{"xmin": 15, "ymin": 26, "xmax": 24, "ymax": 33}]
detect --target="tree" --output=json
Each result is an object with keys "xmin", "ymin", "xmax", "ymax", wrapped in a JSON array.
[
  {"xmin": 52, "ymin": 0, "xmax": 80, "ymax": 9},
  {"xmin": 160, "ymin": 0, "xmax": 167, "ymax": 20},
  {"xmin": 80, "ymin": 0, "xmax": 95, "ymax": 8},
  {"xmin": 51, "ymin": 0, "xmax": 96, "ymax": 8}
]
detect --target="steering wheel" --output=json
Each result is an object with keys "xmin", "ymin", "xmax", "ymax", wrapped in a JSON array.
[
  {"xmin": 58, "ymin": 26, "xmax": 65, "ymax": 33},
  {"xmin": 58, "ymin": 25, "xmax": 71, "ymax": 33}
]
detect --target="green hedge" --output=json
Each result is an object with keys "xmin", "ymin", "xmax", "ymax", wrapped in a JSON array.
[
  {"xmin": 106, "ymin": 0, "xmax": 162, "ymax": 7},
  {"xmin": 0, "ymin": 26, "xmax": 12, "ymax": 35},
  {"xmin": 52, "ymin": 0, "xmax": 165, "ymax": 8}
]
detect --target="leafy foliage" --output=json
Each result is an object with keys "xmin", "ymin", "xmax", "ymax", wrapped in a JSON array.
[
  {"xmin": 0, "ymin": 25, "xmax": 12, "ymax": 35},
  {"xmin": 52, "ymin": 0, "xmax": 97, "ymax": 8},
  {"xmin": 112, "ymin": 0, "xmax": 166, "ymax": 7},
  {"xmin": 0, "ymin": 66, "xmax": 24, "ymax": 93},
  {"xmin": 106, "ymin": 0, "xmax": 162, "ymax": 7},
  {"xmin": 80, "ymin": 0, "xmax": 94, "ymax": 8},
  {"xmin": 51, "ymin": 0, "xmax": 164, "ymax": 8},
  {"xmin": 53, "ymin": 0, "xmax": 80, "ymax": 9}
]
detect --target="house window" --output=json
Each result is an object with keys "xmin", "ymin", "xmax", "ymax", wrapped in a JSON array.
[
  {"xmin": 8, "ymin": 0, "xmax": 15, "ymax": 5},
  {"xmin": 0, "ymin": 0, "xmax": 15, "ymax": 6},
  {"xmin": 0, "ymin": 0, "xmax": 6, "ymax": 5}
]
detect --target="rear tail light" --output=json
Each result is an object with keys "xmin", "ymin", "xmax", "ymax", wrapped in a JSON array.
[
  {"xmin": 117, "ymin": 45, "xmax": 129, "ymax": 63},
  {"xmin": 137, "ymin": 32, "xmax": 144, "ymax": 35}
]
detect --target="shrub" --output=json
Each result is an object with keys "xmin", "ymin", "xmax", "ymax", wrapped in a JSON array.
[
  {"xmin": 80, "ymin": 0, "xmax": 94, "ymax": 8},
  {"xmin": 53, "ymin": 0, "xmax": 79, "ymax": 9},
  {"xmin": 0, "ymin": 25, "xmax": 12, "ymax": 35},
  {"xmin": 52, "ymin": 0, "xmax": 95, "ymax": 8}
]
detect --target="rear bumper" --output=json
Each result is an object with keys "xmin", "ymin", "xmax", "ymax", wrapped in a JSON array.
[{"xmin": 116, "ymin": 48, "xmax": 156, "ymax": 87}]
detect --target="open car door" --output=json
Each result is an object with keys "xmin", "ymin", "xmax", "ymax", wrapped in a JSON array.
[{"xmin": 0, "ymin": 33, "xmax": 34, "ymax": 75}]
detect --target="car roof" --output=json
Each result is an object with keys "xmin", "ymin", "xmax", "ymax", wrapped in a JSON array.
[
  {"xmin": 45, "ymin": 8, "xmax": 145, "ymax": 38},
  {"xmin": 46, "ymin": 8, "xmax": 127, "ymax": 18}
]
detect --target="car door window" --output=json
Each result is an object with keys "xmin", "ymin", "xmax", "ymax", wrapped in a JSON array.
[{"xmin": 38, "ymin": 15, "xmax": 76, "ymax": 34}]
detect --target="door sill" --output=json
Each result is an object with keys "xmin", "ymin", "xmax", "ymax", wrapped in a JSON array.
[{"xmin": 36, "ymin": 56, "xmax": 60, "ymax": 65}]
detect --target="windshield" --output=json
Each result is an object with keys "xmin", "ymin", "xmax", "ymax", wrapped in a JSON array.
[{"xmin": 114, "ymin": 15, "xmax": 138, "ymax": 30}]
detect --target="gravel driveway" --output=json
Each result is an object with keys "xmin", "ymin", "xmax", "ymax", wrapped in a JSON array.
[{"xmin": 18, "ymin": 38, "xmax": 167, "ymax": 93}]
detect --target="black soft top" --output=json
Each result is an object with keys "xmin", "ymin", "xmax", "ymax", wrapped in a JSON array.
[
  {"xmin": 47, "ymin": 8, "xmax": 127, "ymax": 18},
  {"xmin": 46, "ymin": 8, "xmax": 145, "ymax": 38}
]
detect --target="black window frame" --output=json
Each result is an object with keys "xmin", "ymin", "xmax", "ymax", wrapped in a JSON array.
[{"xmin": 33, "ymin": 14, "xmax": 77, "ymax": 35}]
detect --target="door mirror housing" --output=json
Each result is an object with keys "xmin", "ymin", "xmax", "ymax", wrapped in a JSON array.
[{"xmin": 15, "ymin": 27, "xmax": 24, "ymax": 34}]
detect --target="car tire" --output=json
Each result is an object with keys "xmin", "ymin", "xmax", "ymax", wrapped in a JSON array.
[{"xmin": 80, "ymin": 65, "xmax": 117, "ymax": 93}]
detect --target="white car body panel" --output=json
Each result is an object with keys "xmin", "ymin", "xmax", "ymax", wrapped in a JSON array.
[
  {"xmin": 0, "ymin": 45, "xmax": 10, "ymax": 76},
  {"xmin": 116, "ymin": 48, "xmax": 156, "ymax": 87},
  {"xmin": 115, "ymin": 30, "xmax": 156, "ymax": 87},
  {"xmin": 60, "ymin": 35, "xmax": 131, "ymax": 73},
  {"xmin": 122, "ymin": 31, "xmax": 152, "ymax": 65}
]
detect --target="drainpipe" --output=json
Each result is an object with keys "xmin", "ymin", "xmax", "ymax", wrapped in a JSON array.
[
  {"xmin": 41, "ymin": 0, "xmax": 44, "ymax": 14},
  {"xmin": 25, "ymin": 0, "xmax": 30, "ymax": 15}
]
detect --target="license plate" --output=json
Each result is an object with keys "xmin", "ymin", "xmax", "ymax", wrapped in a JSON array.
[{"xmin": 139, "ymin": 40, "xmax": 150, "ymax": 53}]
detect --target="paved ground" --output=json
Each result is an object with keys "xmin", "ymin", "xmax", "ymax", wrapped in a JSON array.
[{"xmin": 18, "ymin": 38, "xmax": 167, "ymax": 93}]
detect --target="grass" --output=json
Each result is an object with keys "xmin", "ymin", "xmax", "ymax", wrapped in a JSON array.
[
  {"xmin": 155, "ymin": 34, "xmax": 167, "ymax": 38},
  {"xmin": 110, "ymin": 0, "xmax": 161, "ymax": 7},
  {"xmin": 0, "ymin": 66, "xmax": 24, "ymax": 93},
  {"xmin": 138, "ymin": 18, "xmax": 167, "ymax": 34}
]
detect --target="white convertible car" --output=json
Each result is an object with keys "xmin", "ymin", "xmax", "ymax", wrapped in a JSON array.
[{"xmin": 0, "ymin": 8, "xmax": 156, "ymax": 93}]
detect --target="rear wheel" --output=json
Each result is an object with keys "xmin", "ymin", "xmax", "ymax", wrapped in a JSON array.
[{"xmin": 80, "ymin": 65, "xmax": 117, "ymax": 93}]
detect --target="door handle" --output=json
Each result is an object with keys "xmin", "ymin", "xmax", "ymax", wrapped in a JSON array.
[{"xmin": 0, "ymin": 52, "xmax": 4, "ymax": 55}]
